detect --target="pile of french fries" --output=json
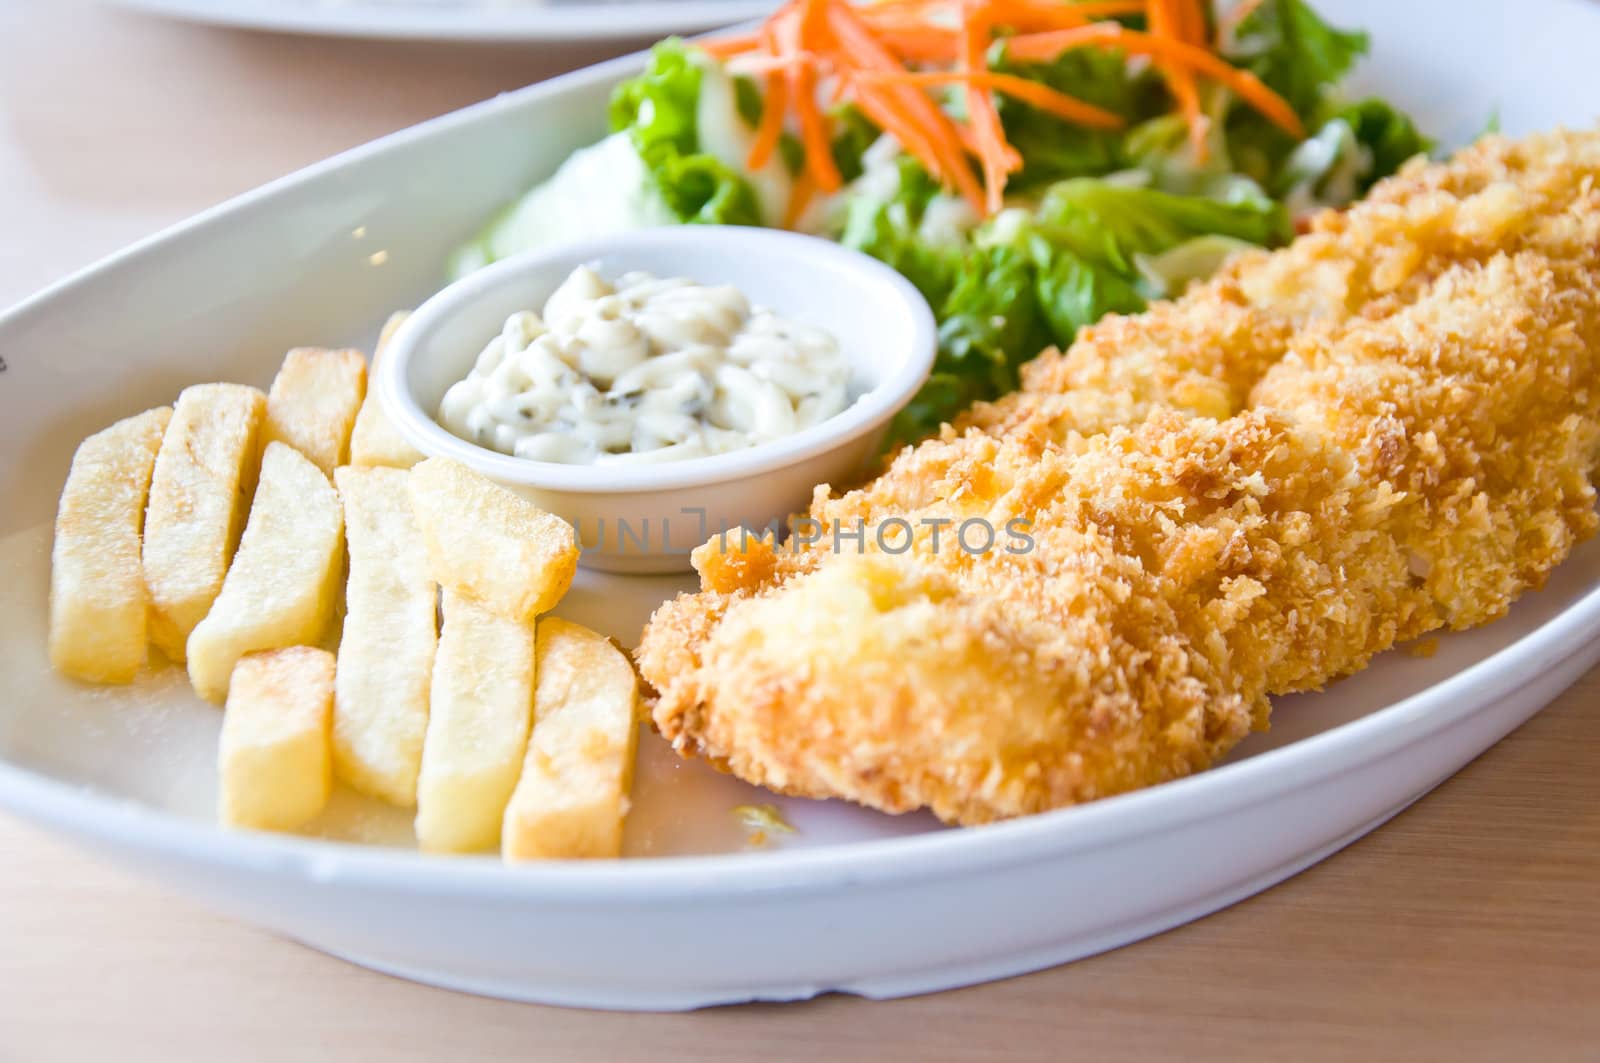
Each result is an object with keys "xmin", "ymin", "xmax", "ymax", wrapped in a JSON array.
[{"xmin": 47, "ymin": 313, "xmax": 640, "ymax": 860}]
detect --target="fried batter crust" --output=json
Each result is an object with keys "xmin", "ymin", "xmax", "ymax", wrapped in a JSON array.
[{"xmin": 637, "ymin": 131, "xmax": 1600, "ymax": 824}]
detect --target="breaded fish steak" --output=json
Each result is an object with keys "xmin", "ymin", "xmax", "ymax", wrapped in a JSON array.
[{"xmin": 637, "ymin": 131, "xmax": 1600, "ymax": 825}]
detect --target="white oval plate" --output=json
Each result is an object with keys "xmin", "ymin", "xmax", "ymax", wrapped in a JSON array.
[
  {"xmin": 102, "ymin": 0, "xmax": 776, "ymax": 42},
  {"xmin": 4, "ymin": 0, "xmax": 1600, "ymax": 1011}
]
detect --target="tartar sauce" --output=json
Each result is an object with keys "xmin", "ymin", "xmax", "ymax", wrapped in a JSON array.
[{"xmin": 438, "ymin": 267, "xmax": 851, "ymax": 465}]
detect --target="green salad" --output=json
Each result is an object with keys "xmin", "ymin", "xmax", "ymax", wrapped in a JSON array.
[{"xmin": 451, "ymin": 0, "xmax": 1428, "ymax": 443}]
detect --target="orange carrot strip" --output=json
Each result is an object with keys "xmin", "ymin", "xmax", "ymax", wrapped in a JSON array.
[
  {"xmin": 1004, "ymin": 22, "xmax": 1130, "ymax": 58},
  {"xmin": 695, "ymin": 32, "xmax": 762, "ymax": 58},
  {"xmin": 847, "ymin": 75, "xmax": 988, "ymax": 211},
  {"xmin": 1149, "ymin": 0, "xmax": 1207, "ymax": 160},
  {"xmin": 828, "ymin": 71, "xmax": 851, "ymax": 104},
  {"xmin": 1030, "ymin": 0, "xmax": 1146, "ymax": 18},
  {"xmin": 955, "ymin": 120, "xmax": 982, "ymax": 155},
  {"xmin": 862, "ymin": 70, "xmax": 1126, "ymax": 129},
  {"xmin": 853, "ymin": 0, "xmax": 945, "ymax": 16},
  {"xmin": 848, "ymin": 80, "xmax": 950, "ymax": 180},
  {"xmin": 960, "ymin": 3, "xmax": 1014, "ymax": 214},
  {"xmin": 796, "ymin": 0, "xmax": 829, "ymax": 42},
  {"xmin": 791, "ymin": 64, "xmax": 844, "ymax": 192},
  {"xmin": 874, "ymin": 25, "xmax": 962, "ymax": 61},
  {"xmin": 974, "ymin": 0, "xmax": 1145, "ymax": 31},
  {"xmin": 826, "ymin": 1, "xmax": 986, "ymax": 209},
  {"xmin": 727, "ymin": 51, "xmax": 825, "ymax": 74},
  {"xmin": 1173, "ymin": 0, "xmax": 1205, "ymax": 42},
  {"xmin": 745, "ymin": 19, "xmax": 792, "ymax": 172},
  {"xmin": 747, "ymin": 70, "xmax": 791, "ymax": 171},
  {"xmin": 863, "ymin": 0, "xmax": 1148, "ymax": 26},
  {"xmin": 1005, "ymin": 23, "xmax": 1304, "ymax": 136},
  {"xmin": 783, "ymin": 167, "xmax": 817, "ymax": 228},
  {"xmin": 776, "ymin": 0, "xmax": 842, "ymax": 195}
]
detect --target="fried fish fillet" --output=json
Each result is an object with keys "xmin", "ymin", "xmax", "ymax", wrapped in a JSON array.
[{"xmin": 637, "ymin": 131, "xmax": 1600, "ymax": 825}]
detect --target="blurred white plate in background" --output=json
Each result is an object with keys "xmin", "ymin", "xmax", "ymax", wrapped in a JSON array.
[{"xmin": 102, "ymin": 0, "xmax": 776, "ymax": 42}]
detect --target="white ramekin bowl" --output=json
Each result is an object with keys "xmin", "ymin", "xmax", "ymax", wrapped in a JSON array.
[{"xmin": 374, "ymin": 226, "xmax": 937, "ymax": 573}]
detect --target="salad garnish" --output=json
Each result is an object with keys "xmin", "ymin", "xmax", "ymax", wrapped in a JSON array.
[{"xmin": 455, "ymin": 0, "xmax": 1430, "ymax": 443}]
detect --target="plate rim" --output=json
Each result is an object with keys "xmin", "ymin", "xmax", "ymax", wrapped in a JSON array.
[
  {"xmin": 6, "ymin": 9, "xmax": 1600, "ymax": 898},
  {"xmin": 100, "ymin": 0, "xmax": 778, "ymax": 42}
]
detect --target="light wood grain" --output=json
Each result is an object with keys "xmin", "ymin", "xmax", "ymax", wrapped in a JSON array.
[{"xmin": 3, "ymin": 3, "xmax": 1599, "ymax": 1060}]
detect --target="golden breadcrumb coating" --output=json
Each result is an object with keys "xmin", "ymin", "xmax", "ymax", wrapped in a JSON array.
[{"xmin": 637, "ymin": 130, "xmax": 1600, "ymax": 825}]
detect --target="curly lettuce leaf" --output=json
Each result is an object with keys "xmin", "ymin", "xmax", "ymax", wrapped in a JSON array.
[
  {"xmin": 891, "ymin": 244, "xmax": 1051, "ymax": 443},
  {"xmin": 886, "ymin": 176, "xmax": 1288, "ymax": 441},
  {"xmin": 609, "ymin": 40, "xmax": 763, "ymax": 226},
  {"xmin": 1335, "ymin": 97, "xmax": 1433, "ymax": 190},
  {"xmin": 838, "ymin": 156, "xmax": 963, "ymax": 307},
  {"xmin": 1024, "ymin": 178, "xmax": 1291, "ymax": 275},
  {"xmin": 1034, "ymin": 243, "xmax": 1147, "ymax": 341},
  {"xmin": 829, "ymin": 104, "xmax": 884, "ymax": 184},
  {"xmin": 1277, "ymin": 99, "xmax": 1432, "ymax": 217},
  {"xmin": 1221, "ymin": 0, "xmax": 1370, "ymax": 185},
  {"xmin": 1229, "ymin": 0, "xmax": 1368, "ymax": 117},
  {"xmin": 936, "ymin": 244, "xmax": 1051, "ymax": 394}
]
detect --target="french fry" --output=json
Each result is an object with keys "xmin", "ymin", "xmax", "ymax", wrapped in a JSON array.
[
  {"xmin": 186, "ymin": 443, "xmax": 344, "ymax": 703},
  {"xmin": 415, "ymin": 592, "xmax": 536, "ymax": 854},
  {"xmin": 218, "ymin": 647, "xmax": 334, "ymax": 832},
  {"xmin": 263, "ymin": 347, "xmax": 367, "ymax": 476},
  {"xmin": 143, "ymin": 383, "xmax": 267, "ymax": 662},
  {"xmin": 407, "ymin": 457, "xmax": 578, "ymax": 622},
  {"xmin": 349, "ymin": 311, "xmax": 424, "ymax": 469},
  {"xmin": 502, "ymin": 618, "xmax": 639, "ymax": 861},
  {"xmin": 333, "ymin": 465, "xmax": 437, "ymax": 807},
  {"xmin": 48, "ymin": 406, "xmax": 173, "ymax": 683}
]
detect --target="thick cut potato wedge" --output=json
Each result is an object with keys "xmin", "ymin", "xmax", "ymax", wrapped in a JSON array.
[
  {"xmin": 48, "ymin": 406, "xmax": 173, "ymax": 683},
  {"xmin": 143, "ymin": 382, "xmax": 267, "ymax": 662},
  {"xmin": 186, "ymin": 443, "xmax": 344, "ymax": 703},
  {"xmin": 415, "ymin": 592, "xmax": 536, "ymax": 854},
  {"xmin": 502, "ymin": 618, "xmax": 639, "ymax": 861},
  {"xmin": 263, "ymin": 347, "xmax": 367, "ymax": 476},
  {"xmin": 333, "ymin": 465, "xmax": 437, "ymax": 807},
  {"xmin": 349, "ymin": 312, "xmax": 423, "ymax": 469},
  {"xmin": 408, "ymin": 457, "xmax": 578, "ymax": 622},
  {"xmin": 219, "ymin": 647, "xmax": 334, "ymax": 832}
]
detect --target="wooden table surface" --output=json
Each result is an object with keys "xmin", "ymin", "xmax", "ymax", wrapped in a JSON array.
[{"xmin": 2, "ymin": 3, "xmax": 1598, "ymax": 1060}]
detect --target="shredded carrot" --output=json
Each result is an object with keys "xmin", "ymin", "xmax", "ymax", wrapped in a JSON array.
[
  {"xmin": 863, "ymin": 0, "xmax": 1145, "ymax": 28},
  {"xmin": 696, "ymin": 32, "xmax": 763, "ymax": 58},
  {"xmin": 973, "ymin": 0, "xmax": 1144, "ymax": 31},
  {"xmin": 783, "ymin": 167, "xmax": 817, "ymax": 228},
  {"xmin": 727, "ymin": 51, "xmax": 825, "ymax": 74},
  {"xmin": 828, "ymin": 0, "xmax": 987, "ymax": 209},
  {"xmin": 955, "ymin": 120, "xmax": 982, "ymax": 155},
  {"xmin": 1149, "ymin": 0, "xmax": 1208, "ymax": 160},
  {"xmin": 796, "ymin": 0, "xmax": 829, "ymax": 40},
  {"xmin": 849, "ymin": 79, "xmax": 959, "ymax": 184},
  {"xmin": 851, "ymin": 0, "xmax": 942, "ymax": 17},
  {"xmin": 960, "ymin": 3, "xmax": 1013, "ymax": 213},
  {"xmin": 771, "ymin": 0, "xmax": 843, "ymax": 199},
  {"xmin": 694, "ymin": 0, "xmax": 1305, "ymax": 225},
  {"xmin": 747, "ymin": 74, "xmax": 790, "ymax": 170},
  {"xmin": 1178, "ymin": 0, "xmax": 1208, "ymax": 43},
  {"xmin": 745, "ymin": 22, "xmax": 789, "ymax": 172},
  {"xmin": 874, "ymin": 25, "xmax": 962, "ymax": 61},
  {"xmin": 861, "ymin": 70, "xmax": 1126, "ymax": 129},
  {"xmin": 1005, "ymin": 22, "xmax": 1304, "ymax": 136},
  {"xmin": 791, "ymin": 66, "xmax": 844, "ymax": 191}
]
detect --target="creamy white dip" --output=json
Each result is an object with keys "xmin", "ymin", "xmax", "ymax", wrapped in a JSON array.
[{"xmin": 437, "ymin": 267, "xmax": 851, "ymax": 465}]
